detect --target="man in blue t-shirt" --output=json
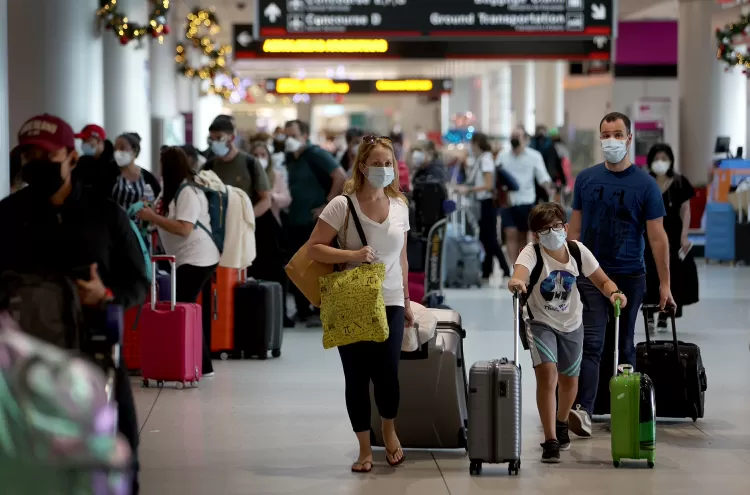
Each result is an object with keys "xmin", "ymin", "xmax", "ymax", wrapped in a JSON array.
[{"xmin": 566, "ymin": 112, "xmax": 675, "ymax": 437}]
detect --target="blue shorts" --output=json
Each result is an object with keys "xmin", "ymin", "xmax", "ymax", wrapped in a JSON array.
[{"xmin": 501, "ymin": 204, "xmax": 534, "ymax": 232}]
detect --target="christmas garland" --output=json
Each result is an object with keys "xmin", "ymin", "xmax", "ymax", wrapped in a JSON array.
[
  {"xmin": 175, "ymin": 8, "xmax": 240, "ymax": 100},
  {"xmin": 716, "ymin": 14, "xmax": 750, "ymax": 72},
  {"xmin": 97, "ymin": 0, "xmax": 171, "ymax": 46}
]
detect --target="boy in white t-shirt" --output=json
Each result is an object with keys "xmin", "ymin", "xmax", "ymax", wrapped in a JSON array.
[{"xmin": 507, "ymin": 202, "xmax": 627, "ymax": 463}]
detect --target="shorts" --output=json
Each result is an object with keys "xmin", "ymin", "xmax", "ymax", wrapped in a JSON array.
[
  {"xmin": 501, "ymin": 204, "xmax": 534, "ymax": 232},
  {"xmin": 527, "ymin": 321, "xmax": 583, "ymax": 377}
]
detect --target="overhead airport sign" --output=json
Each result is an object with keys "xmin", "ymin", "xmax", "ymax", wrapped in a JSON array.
[
  {"xmin": 265, "ymin": 78, "xmax": 453, "ymax": 95},
  {"xmin": 256, "ymin": 0, "xmax": 613, "ymax": 38}
]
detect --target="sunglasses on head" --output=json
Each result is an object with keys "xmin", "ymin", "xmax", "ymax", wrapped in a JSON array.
[{"xmin": 362, "ymin": 135, "xmax": 392, "ymax": 144}]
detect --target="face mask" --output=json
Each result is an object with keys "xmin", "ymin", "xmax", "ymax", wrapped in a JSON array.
[
  {"xmin": 651, "ymin": 160, "xmax": 670, "ymax": 176},
  {"xmin": 81, "ymin": 143, "xmax": 96, "ymax": 156},
  {"xmin": 258, "ymin": 157, "xmax": 269, "ymax": 169},
  {"xmin": 211, "ymin": 141, "xmax": 230, "ymax": 158},
  {"xmin": 510, "ymin": 138, "xmax": 521, "ymax": 150},
  {"xmin": 539, "ymin": 229, "xmax": 567, "ymax": 251},
  {"xmin": 285, "ymin": 137, "xmax": 302, "ymax": 154},
  {"xmin": 366, "ymin": 166, "xmax": 395, "ymax": 188},
  {"xmin": 412, "ymin": 151, "xmax": 426, "ymax": 166},
  {"xmin": 114, "ymin": 151, "xmax": 133, "ymax": 167},
  {"xmin": 601, "ymin": 138, "xmax": 628, "ymax": 164},
  {"xmin": 22, "ymin": 159, "xmax": 65, "ymax": 197}
]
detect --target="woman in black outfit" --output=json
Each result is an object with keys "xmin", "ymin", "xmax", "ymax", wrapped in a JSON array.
[
  {"xmin": 643, "ymin": 143, "xmax": 699, "ymax": 331},
  {"xmin": 136, "ymin": 147, "xmax": 219, "ymax": 376}
]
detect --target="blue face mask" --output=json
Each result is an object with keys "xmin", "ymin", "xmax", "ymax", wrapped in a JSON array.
[
  {"xmin": 539, "ymin": 229, "xmax": 567, "ymax": 251},
  {"xmin": 211, "ymin": 141, "xmax": 230, "ymax": 158},
  {"xmin": 366, "ymin": 166, "xmax": 395, "ymax": 188},
  {"xmin": 81, "ymin": 143, "xmax": 97, "ymax": 156}
]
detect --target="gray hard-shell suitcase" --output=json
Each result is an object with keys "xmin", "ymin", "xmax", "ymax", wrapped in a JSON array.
[
  {"xmin": 370, "ymin": 308, "xmax": 469, "ymax": 449},
  {"xmin": 444, "ymin": 234, "xmax": 484, "ymax": 288},
  {"xmin": 467, "ymin": 293, "xmax": 522, "ymax": 475}
]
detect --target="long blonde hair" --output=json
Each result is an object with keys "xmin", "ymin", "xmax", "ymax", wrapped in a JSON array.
[{"xmin": 343, "ymin": 136, "xmax": 407, "ymax": 204}]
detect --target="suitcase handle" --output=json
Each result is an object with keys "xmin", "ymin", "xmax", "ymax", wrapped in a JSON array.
[
  {"xmin": 641, "ymin": 304, "xmax": 681, "ymax": 371},
  {"xmin": 512, "ymin": 291, "xmax": 520, "ymax": 365},
  {"xmin": 150, "ymin": 255, "xmax": 177, "ymax": 311},
  {"xmin": 613, "ymin": 299, "xmax": 621, "ymax": 377}
]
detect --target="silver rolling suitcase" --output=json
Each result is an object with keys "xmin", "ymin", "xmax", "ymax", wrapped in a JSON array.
[
  {"xmin": 467, "ymin": 292, "xmax": 522, "ymax": 475},
  {"xmin": 370, "ymin": 308, "xmax": 469, "ymax": 449}
]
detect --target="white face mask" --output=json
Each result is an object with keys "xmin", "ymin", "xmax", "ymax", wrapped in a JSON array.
[
  {"xmin": 412, "ymin": 150, "xmax": 426, "ymax": 166},
  {"xmin": 601, "ymin": 138, "xmax": 628, "ymax": 164},
  {"xmin": 285, "ymin": 137, "xmax": 302, "ymax": 153},
  {"xmin": 114, "ymin": 151, "xmax": 133, "ymax": 167},
  {"xmin": 366, "ymin": 166, "xmax": 395, "ymax": 188},
  {"xmin": 258, "ymin": 157, "xmax": 269, "ymax": 169},
  {"xmin": 651, "ymin": 160, "xmax": 670, "ymax": 176},
  {"xmin": 539, "ymin": 229, "xmax": 567, "ymax": 251}
]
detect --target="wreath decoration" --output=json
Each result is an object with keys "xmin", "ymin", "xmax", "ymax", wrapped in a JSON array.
[
  {"xmin": 97, "ymin": 0, "xmax": 171, "ymax": 46},
  {"xmin": 716, "ymin": 14, "xmax": 750, "ymax": 73}
]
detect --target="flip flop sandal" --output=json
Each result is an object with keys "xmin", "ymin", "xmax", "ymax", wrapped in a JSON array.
[
  {"xmin": 351, "ymin": 460, "xmax": 373, "ymax": 473},
  {"xmin": 386, "ymin": 447, "xmax": 406, "ymax": 467}
]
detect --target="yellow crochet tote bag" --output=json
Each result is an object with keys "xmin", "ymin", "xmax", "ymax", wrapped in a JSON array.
[{"xmin": 319, "ymin": 196, "xmax": 389, "ymax": 349}]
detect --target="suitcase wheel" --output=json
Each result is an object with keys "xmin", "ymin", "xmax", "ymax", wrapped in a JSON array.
[
  {"xmin": 647, "ymin": 461, "xmax": 655, "ymax": 469},
  {"xmin": 469, "ymin": 461, "xmax": 482, "ymax": 475},
  {"xmin": 157, "ymin": 380, "xmax": 164, "ymax": 388},
  {"xmin": 175, "ymin": 382, "xmax": 185, "ymax": 390},
  {"xmin": 272, "ymin": 349, "xmax": 281, "ymax": 358},
  {"xmin": 220, "ymin": 352, "xmax": 230, "ymax": 361},
  {"xmin": 508, "ymin": 460, "xmax": 520, "ymax": 476},
  {"xmin": 142, "ymin": 379, "xmax": 149, "ymax": 388},
  {"xmin": 191, "ymin": 380, "xmax": 199, "ymax": 388},
  {"xmin": 613, "ymin": 461, "xmax": 621, "ymax": 468}
]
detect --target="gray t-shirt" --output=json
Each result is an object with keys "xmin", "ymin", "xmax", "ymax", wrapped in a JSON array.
[{"xmin": 207, "ymin": 151, "xmax": 270, "ymax": 202}]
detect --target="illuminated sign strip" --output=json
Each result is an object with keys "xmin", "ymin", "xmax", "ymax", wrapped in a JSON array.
[
  {"xmin": 275, "ymin": 78, "xmax": 350, "ymax": 94},
  {"xmin": 375, "ymin": 80, "xmax": 433, "ymax": 92},
  {"xmin": 262, "ymin": 39, "xmax": 388, "ymax": 53}
]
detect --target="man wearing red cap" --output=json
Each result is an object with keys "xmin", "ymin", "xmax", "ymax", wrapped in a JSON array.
[
  {"xmin": 0, "ymin": 114, "xmax": 147, "ymax": 493},
  {"xmin": 75, "ymin": 123, "xmax": 119, "ymax": 198}
]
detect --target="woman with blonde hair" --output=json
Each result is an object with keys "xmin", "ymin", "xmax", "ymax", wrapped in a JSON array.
[{"xmin": 307, "ymin": 135, "xmax": 414, "ymax": 473}]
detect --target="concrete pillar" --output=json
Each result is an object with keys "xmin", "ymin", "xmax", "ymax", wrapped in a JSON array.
[
  {"xmin": 103, "ymin": 0, "xmax": 152, "ymax": 171},
  {"xmin": 480, "ymin": 74, "xmax": 491, "ymax": 133},
  {"xmin": 680, "ymin": 1, "xmax": 747, "ymax": 185},
  {"xmin": 488, "ymin": 65, "xmax": 512, "ymax": 149},
  {"xmin": 534, "ymin": 62, "xmax": 566, "ymax": 130},
  {"xmin": 8, "ymin": 0, "xmax": 104, "ymax": 143},
  {"xmin": 440, "ymin": 93, "xmax": 451, "ymax": 137},
  {"xmin": 150, "ymin": 9, "xmax": 179, "ymax": 174},
  {"xmin": 193, "ymin": 84, "xmax": 224, "ymax": 151},
  {"xmin": 0, "ymin": 0, "xmax": 10, "ymax": 198},
  {"xmin": 511, "ymin": 62, "xmax": 535, "ymax": 134}
]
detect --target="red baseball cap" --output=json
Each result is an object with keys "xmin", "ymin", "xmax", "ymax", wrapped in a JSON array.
[
  {"xmin": 75, "ymin": 124, "xmax": 107, "ymax": 141},
  {"xmin": 17, "ymin": 114, "xmax": 76, "ymax": 152}
]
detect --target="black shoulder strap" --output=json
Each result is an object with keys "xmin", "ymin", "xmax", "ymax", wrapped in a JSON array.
[
  {"xmin": 567, "ymin": 240, "xmax": 582, "ymax": 274},
  {"xmin": 344, "ymin": 195, "xmax": 369, "ymax": 247},
  {"xmin": 528, "ymin": 243, "xmax": 544, "ymax": 290}
]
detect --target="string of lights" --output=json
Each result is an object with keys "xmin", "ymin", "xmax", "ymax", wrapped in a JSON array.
[
  {"xmin": 175, "ymin": 8, "xmax": 240, "ymax": 100},
  {"xmin": 97, "ymin": 0, "xmax": 172, "ymax": 46},
  {"xmin": 716, "ymin": 15, "xmax": 750, "ymax": 73}
]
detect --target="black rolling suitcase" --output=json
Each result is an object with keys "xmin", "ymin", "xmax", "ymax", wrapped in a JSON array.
[
  {"xmin": 233, "ymin": 279, "xmax": 284, "ymax": 359},
  {"xmin": 635, "ymin": 305, "xmax": 707, "ymax": 421}
]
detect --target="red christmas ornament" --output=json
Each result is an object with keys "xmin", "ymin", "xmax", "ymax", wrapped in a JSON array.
[
  {"xmin": 151, "ymin": 30, "xmax": 159, "ymax": 38},
  {"xmin": 163, "ymin": 25, "xmax": 171, "ymax": 35},
  {"xmin": 119, "ymin": 36, "xmax": 129, "ymax": 45}
]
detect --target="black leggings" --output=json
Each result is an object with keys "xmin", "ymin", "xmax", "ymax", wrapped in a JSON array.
[
  {"xmin": 479, "ymin": 198, "xmax": 511, "ymax": 278},
  {"xmin": 175, "ymin": 263, "xmax": 217, "ymax": 374},
  {"xmin": 338, "ymin": 306, "xmax": 405, "ymax": 433}
]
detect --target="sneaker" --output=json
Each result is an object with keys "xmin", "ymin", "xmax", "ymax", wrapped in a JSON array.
[
  {"xmin": 540, "ymin": 440, "xmax": 561, "ymax": 463},
  {"xmin": 305, "ymin": 315, "xmax": 323, "ymax": 328},
  {"xmin": 657, "ymin": 319, "xmax": 668, "ymax": 333},
  {"xmin": 568, "ymin": 405, "xmax": 592, "ymax": 437},
  {"xmin": 556, "ymin": 420, "xmax": 571, "ymax": 451},
  {"xmin": 203, "ymin": 372, "xmax": 215, "ymax": 378}
]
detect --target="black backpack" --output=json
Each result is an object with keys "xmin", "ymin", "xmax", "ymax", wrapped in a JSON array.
[{"xmin": 517, "ymin": 241, "xmax": 582, "ymax": 350}]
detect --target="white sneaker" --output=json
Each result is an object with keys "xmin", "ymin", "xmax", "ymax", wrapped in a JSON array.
[
  {"xmin": 203, "ymin": 372, "xmax": 215, "ymax": 378},
  {"xmin": 568, "ymin": 405, "xmax": 592, "ymax": 437}
]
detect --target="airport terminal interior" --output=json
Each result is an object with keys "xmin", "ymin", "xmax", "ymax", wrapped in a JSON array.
[{"xmin": 1, "ymin": 0, "xmax": 750, "ymax": 494}]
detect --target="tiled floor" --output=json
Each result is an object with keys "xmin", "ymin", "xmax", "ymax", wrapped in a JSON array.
[{"xmin": 134, "ymin": 263, "xmax": 750, "ymax": 495}]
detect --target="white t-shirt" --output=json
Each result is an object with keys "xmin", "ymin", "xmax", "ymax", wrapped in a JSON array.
[
  {"xmin": 319, "ymin": 194, "xmax": 410, "ymax": 307},
  {"xmin": 496, "ymin": 147, "xmax": 551, "ymax": 206},
  {"xmin": 157, "ymin": 184, "xmax": 221, "ymax": 268},
  {"xmin": 468, "ymin": 152, "xmax": 495, "ymax": 201},
  {"xmin": 516, "ymin": 241, "xmax": 599, "ymax": 333}
]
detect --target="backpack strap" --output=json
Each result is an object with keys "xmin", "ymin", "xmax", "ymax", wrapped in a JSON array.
[
  {"xmin": 567, "ymin": 240, "xmax": 583, "ymax": 275},
  {"xmin": 527, "ymin": 243, "xmax": 544, "ymax": 291}
]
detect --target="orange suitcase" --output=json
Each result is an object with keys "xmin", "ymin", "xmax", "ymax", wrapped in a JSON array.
[{"xmin": 203, "ymin": 267, "xmax": 245, "ymax": 360}]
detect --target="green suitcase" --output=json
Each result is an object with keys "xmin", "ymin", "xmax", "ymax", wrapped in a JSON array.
[{"xmin": 609, "ymin": 300, "xmax": 656, "ymax": 468}]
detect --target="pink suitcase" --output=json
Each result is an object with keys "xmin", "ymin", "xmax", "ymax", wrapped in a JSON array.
[{"xmin": 140, "ymin": 255, "xmax": 203, "ymax": 389}]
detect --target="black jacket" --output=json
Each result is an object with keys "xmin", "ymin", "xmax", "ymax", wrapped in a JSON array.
[
  {"xmin": 0, "ymin": 183, "xmax": 149, "ymax": 311},
  {"xmin": 74, "ymin": 140, "xmax": 120, "ymax": 199}
]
